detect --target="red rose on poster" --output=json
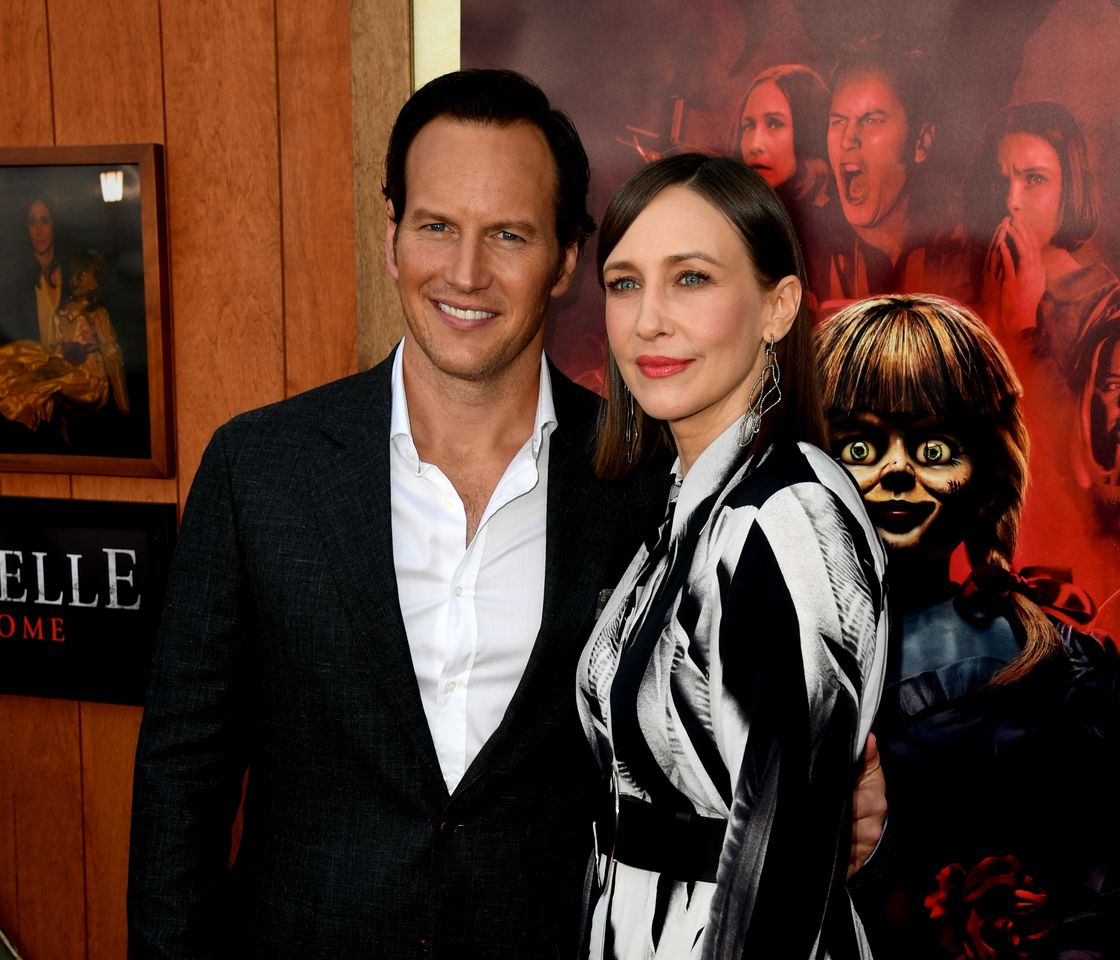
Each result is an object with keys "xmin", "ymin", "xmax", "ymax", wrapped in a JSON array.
[{"xmin": 924, "ymin": 855, "xmax": 1055, "ymax": 959}]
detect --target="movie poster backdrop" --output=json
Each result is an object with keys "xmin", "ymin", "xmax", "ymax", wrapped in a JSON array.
[
  {"xmin": 464, "ymin": 3, "xmax": 1120, "ymax": 954},
  {"xmin": 463, "ymin": 0, "xmax": 1120, "ymax": 634}
]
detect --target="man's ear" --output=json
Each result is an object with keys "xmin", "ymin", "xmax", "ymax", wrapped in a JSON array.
[
  {"xmin": 913, "ymin": 121, "xmax": 936, "ymax": 165},
  {"xmin": 764, "ymin": 275, "xmax": 802, "ymax": 343},
  {"xmin": 385, "ymin": 199, "xmax": 399, "ymax": 281},
  {"xmin": 550, "ymin": 242, "xmax": 580, "ymax": 297}
]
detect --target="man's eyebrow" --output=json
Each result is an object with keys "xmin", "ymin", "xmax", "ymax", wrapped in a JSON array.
[
  {"xmin": 406, "ymin": 207, "xmax": 451, "ymax": 224},
  {"xmin": 491, "ymin": 219, "xmax": 543, "ymax": 238}
]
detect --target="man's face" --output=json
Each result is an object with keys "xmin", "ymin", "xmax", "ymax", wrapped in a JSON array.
[
  {"xmin": 828, "ymin": 69, "xmax": 925, "ymax": 234},
  {"xmin": 386, "ymin": 118, "xmax": 578, "ymax": 386}
]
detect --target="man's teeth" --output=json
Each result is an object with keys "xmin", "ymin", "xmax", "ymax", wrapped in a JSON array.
[{"xmin": 439, "ymin": 302, "xmax": 495, "ymax": 321}]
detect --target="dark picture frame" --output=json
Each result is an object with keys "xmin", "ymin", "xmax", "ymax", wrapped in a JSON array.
[{"xmin": 0, "ymin": 143, "xmax": 173, "ymax": 476}]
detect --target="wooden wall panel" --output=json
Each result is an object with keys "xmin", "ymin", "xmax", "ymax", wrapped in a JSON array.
[
  {"xmin": 352, "ymin": 0, "xmax": 412, "ymax": 369},
  {"xmin": 0, "ymin": 474, "xmax": 70, "ymax": 498},
  {"xmin": 160, "ymin": 0, "xmax": 285, "ymax": 492},
  {"xmin": 80, "ymin": 703, "xmax": 141, "ymax": 960},
  {"xmin": 0, "ymin": 0, "xmax": 54, "ymax": 146},
  {"xmin": 277, "ymin": 0, "xmax": 358, "ymax": 394},
  {"xmin": 0, "ymin": 699, "xmax": 18, "ymax": 947},
  {"xmin": 6, "ymin": 697, "xmax": 86, "ymax": 959},
  {"xmin": 48, "ymin": 0, "xmax": 164, "ymax": 146}
]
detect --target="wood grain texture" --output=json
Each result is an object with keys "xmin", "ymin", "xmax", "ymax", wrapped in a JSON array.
[
  {"xmin": 70, "ymin": 475, "xmax": 176, "ymax": 503},
  {"xmin": 80, "ymin": 702, "xmax": 141, "ymax": 960},
  {"xmin": 277, "ymin": 0, "xmax": 358, "ymax": 395},
  {"xmin": 6, "ymin": 696, "xmax": 85, "ymax": 959},
  {"xmin": 0, "ymin": 0, "xmax": 54, "ymax": 145},
  {"xmin": 160, "ymin": 0, "xmax": 285, "ymax": 493},
  {"xmin": 0, "ymin": 699, "xmax": 18, "ymax": 943},
  {"xmin": 352, "ymin": 0, "xmax": 412, "ymax": 370},
  {"xmin": 48, "ymin": 0, "xmax": 164, "ymax": 145},
  {"xmin": 0, "ymin": 474, "xmax": 71, "ymax": 498}
]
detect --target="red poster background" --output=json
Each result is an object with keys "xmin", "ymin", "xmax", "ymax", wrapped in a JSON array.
[{"xmin": 463, "ymin": 0, "xmax": 1120, "ymax": 635}]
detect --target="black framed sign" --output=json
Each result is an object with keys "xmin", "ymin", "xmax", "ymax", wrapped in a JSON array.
[{"xmin": 0, "ymin": 497, "xmax": 176, "ymax": 705}]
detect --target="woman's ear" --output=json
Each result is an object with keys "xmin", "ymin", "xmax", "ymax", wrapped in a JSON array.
[{"xmin": 765, "ymin": 275, "xmax": 802, "ymax": 343}]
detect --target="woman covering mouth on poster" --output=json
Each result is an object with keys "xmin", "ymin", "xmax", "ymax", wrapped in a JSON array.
[
  {"xmin": 965, "ymin": 101, "xmax": 1120, "ymax": 386},
  {"xmin": 734, "ymin": 64, "xmax": 844, "ymax": 309},
  {"xmin": 577, "ymin": 153, "xmax": 887, "ymax": 959},
  {"xmin": 817, "ymin": 292, "xmax": 1118, "ymax": 959}
]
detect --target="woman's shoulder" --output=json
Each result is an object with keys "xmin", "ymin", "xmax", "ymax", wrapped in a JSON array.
[
  {"xmin": 726, "ymin": 442, "xmax": 875, "ymax": 534},
  {"xmin": 714, "ymin": 441, "xmax": 886, "ymax": 587}
]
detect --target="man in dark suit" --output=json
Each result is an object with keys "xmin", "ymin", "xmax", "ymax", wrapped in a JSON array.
[{"xmin": 128, "ymin": 69, "xmax": 884, "ymax": 958}]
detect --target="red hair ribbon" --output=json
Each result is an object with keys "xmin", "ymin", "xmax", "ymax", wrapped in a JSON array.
[{"xmin": 961, "ymin": 564, "xmax": 1097, "ymax": 628}]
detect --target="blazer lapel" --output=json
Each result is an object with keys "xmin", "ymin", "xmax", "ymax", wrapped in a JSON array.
[
  {"xmin": 455, "ymin": 369, "xmax": 621, "ymax": 792},
  {"xmin": 304, "ymin": 355, "xmax": 445, "ymax": 783}
]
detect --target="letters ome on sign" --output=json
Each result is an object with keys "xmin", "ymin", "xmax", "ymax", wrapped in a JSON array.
[{"xmin": 0, "ymin": 497, "xmax": 176, "ymax": 705}]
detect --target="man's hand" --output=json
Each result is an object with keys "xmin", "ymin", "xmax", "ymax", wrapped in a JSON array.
[{"xmin": 848, "ymin": 733, "xmax": 887, "ymax": 880}]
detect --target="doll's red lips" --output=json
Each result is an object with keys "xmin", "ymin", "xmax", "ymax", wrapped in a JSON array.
[
  {"xmin": 868, "ymin": 500, "xmax": 935, "ymax": 533},
  {"xmin": 635, "ymin": 356, "xmax": 694, "ymax": 378}
]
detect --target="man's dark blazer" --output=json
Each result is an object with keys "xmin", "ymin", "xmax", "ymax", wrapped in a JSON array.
[{"xmin": 127, "ymin": 351, "xmax": 666, "ymax": 959}]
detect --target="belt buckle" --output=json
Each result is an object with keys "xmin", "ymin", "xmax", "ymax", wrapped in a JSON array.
[{"xmin": 592, "ymin": 764, "xmax": 621, "ymax": 890}]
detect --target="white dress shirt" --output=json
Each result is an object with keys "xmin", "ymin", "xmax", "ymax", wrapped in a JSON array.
[{"xmin": 389, "ymin": 344, "xmax": 555, "ymax": 792}]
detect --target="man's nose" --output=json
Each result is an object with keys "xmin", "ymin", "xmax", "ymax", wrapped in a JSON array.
[{"xmin": 447, "ymin": 236, "xmax": 489, "ymax": 291}]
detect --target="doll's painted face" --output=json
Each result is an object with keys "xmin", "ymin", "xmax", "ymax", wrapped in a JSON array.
[
  {"xmin": 831, "ymin": 411, "xmax": 974, "ymax": 556},
  {"xmin": 70, "ymin": 263, "xmax": 99, "ymax": 297}
]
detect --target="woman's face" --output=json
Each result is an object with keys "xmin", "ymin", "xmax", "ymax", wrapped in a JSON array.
[
  {"xmin": 739, "ymin": 80, "xmax": 797, "ymax": 189},
  {"xmin": 603, "ymin": 185, "xmax": 798, "ymax": 469},
  {"xmin": 830, "ymin": 411, "xmax": 974, "ymax": 558},
  {"xmin": 996, "ymin": 132, "xmax": 1063, "ymax": 250},
  {"xmin": 27, "ymin": 200, "xmax": 54, "ymax": 256}
]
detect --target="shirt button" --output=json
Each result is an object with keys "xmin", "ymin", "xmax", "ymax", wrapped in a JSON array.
[
  {"xmin": 446, "ymin": 679, "xmax": 457, "ymax": 692},
  {"xmin": 454, "ymin": 586, "xmax": 463, "ymax": 597}
]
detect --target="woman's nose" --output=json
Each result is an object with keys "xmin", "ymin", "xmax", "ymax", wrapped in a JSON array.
[{"xmin": 634, "ymin": 287, "xmax": 672, "ymax": 340}]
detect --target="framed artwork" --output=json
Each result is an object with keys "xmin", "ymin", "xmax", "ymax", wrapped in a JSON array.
[
  {"xmin": 0, "ymin": 496, "xmax": 177, "ymax": 705},
  {"xmin": 0, "ymin": 143, "xmax": 173, "ymax": 477}
]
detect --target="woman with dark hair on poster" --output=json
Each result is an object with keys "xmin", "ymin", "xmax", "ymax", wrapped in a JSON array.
[
  {"xmin": 0, "ymin": 195, "xmax": 69, "ymax": 346},
  {"xmin": 964, "ymin": 101, "xmax": 1120, "ymax": 385},
  {"xmin": 817, "ymin": 293, "xmax": 1118, "ymax": 959},
  {"xmin": 735, "ymin": 63, "xmax": 844, "ymax": 308},
  {"xmin": 578, "ymin": 153, "xmax": 887, "ymax": 958}
]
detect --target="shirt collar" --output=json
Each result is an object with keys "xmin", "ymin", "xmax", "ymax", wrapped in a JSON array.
[{"xmin": 389, "ymin": 339, "xmax": 558, "ymax": 465}]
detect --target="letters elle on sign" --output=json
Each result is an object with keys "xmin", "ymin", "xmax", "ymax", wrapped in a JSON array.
[{"xmin": 0, "ymin": 496, "xmax": 176, "ymax": 705}]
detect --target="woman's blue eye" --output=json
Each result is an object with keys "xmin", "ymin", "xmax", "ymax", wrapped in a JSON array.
[{"xmin": 607, "ymin": 277, "xmax": 638, "ymax": 292}]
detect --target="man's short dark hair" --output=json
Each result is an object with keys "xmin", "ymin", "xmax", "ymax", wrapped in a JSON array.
[
  {"xmin": 830, "ymin": 35, "xmax": 941, "ymax": 133},
  {"xmin": 383, "ymin": 69, "xmax": 596, "ymax": 251}
]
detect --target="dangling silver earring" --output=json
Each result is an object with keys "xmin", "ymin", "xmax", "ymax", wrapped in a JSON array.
[
  {"xmin": 624, "ymin": 387, "xmax": 637, "ymax": 463},
  {"xmin": 738, "ymin": 333, "xmax": 781, "ymax": 447}
]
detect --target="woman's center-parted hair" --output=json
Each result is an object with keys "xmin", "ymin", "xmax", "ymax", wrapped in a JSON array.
[{"xmin": 593, "ymin": 153, "xmax": 825, "ymax": 479}]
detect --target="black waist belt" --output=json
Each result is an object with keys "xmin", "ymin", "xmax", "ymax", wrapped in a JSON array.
[{"xmin": 598, "ymin": 794, "xmax": 728, "ymax": 883}]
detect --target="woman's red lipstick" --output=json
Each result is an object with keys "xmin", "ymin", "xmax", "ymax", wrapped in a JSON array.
[{"xmin": 636, "ymin": 355, "xmax": 694, "ymax": 378}]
